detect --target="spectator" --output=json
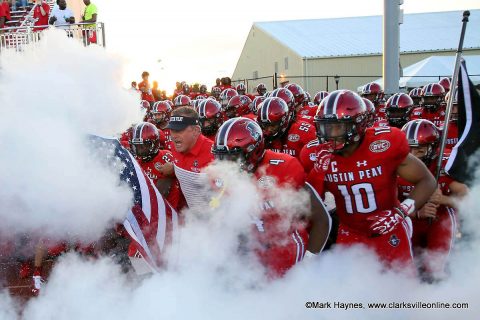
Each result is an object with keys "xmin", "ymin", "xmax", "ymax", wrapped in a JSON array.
[
  {"xmin": 138, "ymin": 71, "xmax": 155, "ymax": 102},
  {"xmin": 49, "ymin": 0, "xmax": 75, "ymax": 28},
  {"xmin": 32, "ymin": 0, "xmax": 50, "ymax": 31},
  {"xmin": 81, "ymin": 0, "xmax": 97, "ymax": 45},
  {"xmin": 161, "ymin": 107, "xmax": 214, "ymax": 209},
  {"xmin": 11, "ymin": 0, "xmax": 29, "ymax": 11},
  {"xmin": 0, "ymin": 0, "xmax": 12, "ymax": 31},
  {"xmin": 131, "ymin": 81, "xmax": 137, "ymax": 90},
  {"xmin": 152, "ymin": 80, "xmax": 162, "ymax": 101},
  {"xmin": 81, "ymin": 0, "xmax": 97, "ymax": 25}
]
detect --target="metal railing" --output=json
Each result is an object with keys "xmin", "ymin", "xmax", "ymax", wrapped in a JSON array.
[
  {"xmin": 232, "ymin": 73, "xmax": 480, "ymax": 93},
  {"xmin": 0, "ymin": 22, "xmax": 106, "ymax": 52}
]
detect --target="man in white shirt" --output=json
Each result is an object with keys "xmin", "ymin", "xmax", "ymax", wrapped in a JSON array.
[{"xmin": 49, "ymin": 0, "xmax": 75, "ymax": 29}]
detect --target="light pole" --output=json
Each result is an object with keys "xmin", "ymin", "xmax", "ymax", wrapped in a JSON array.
[{"xmin": 334, "ymin": 75, "xmax": 340, "ymax": 90}]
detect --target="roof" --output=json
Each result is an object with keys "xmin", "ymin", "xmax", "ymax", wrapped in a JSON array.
[
  {"xmin": 254, "ymin": 10, "xmax": 480, "ymax": 59},
  {"xmin": 357, "ymin": 55, "xmax": 480, "ymax": 90}
]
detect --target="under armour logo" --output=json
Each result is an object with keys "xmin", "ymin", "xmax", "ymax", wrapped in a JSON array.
[{"xmin": 357, "ymin": 160, "xmax": 368, "ymax": 167}]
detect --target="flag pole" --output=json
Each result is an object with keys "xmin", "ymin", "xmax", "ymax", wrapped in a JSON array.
[{"xmin": 435, "ymin": 10, "xmax": 470, "ymax": 181}]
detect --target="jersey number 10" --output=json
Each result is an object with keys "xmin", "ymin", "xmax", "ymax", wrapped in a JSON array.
[{"xmin": 338, "ymin": 183, "xmax": 377, "ymax": 214}]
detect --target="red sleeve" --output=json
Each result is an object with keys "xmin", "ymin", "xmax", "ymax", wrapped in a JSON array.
[
  {"xmin": 299, "ymin": 143, "xmax": 315, "ymax": 173},
  {"xmin": 306, "ymin": 165, "xmax": 325, "ymax": 196},
  {"xmin": 282, "ymin": 157, "xmax": 306, "ymax": 189}
]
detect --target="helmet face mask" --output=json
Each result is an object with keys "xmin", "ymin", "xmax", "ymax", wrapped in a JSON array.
[
  {"xmin": 386, "ymin": 108, "xmax": 410, "ymax": 127},
  {"xmin": 200, "ymin": 117, "xmax": 221, "ymax": 136},
  {"xmin": 152, "ymin": 112, "xmax": 168, "ymax": 125},
  {"xmin": 421, "ymin": 96, "xmax": 442, "ymax": 110},
  {"xmin": 132, "ymin": 140, "xmax": 156, "ymax": 159},
  {"xmin": 259, "ymin": 120, "xmax": 283, "ymax": 139},
  {"xmin": 315, "ymin": 119, "xmax": 356, "ymax": 151}
]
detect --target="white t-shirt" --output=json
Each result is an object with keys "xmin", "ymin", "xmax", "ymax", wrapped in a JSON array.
[{"xmin": 50, "ymin": 6, "xmax": 74, "ymax": 29}]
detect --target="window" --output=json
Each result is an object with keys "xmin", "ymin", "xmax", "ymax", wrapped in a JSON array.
[{"xmin": 284, "ymin": 57, "xmax": 289, "ymax": 70}]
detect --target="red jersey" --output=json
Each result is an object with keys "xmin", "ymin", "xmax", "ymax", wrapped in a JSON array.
[
  {"xmin": 265, "ymin": 118, "xmax": 316, "ymax": 158},
  {"xmin": 33, "ymin": 3, "xmax": 50, "ymax": 30},
  {"xmin": 138, "ymin": 80, "xmax": 155, "ymax": 102},
  {"xmin": 445, "ymin": 122, "xmax": 458, "ymax": 151},
  {"xmin": 159, "ymin": 128, "xmax": 173, "ymax": 151},
  {"xmin": 136, "ymin": 150, "xmax": 182, "ymax": 210},
  {"xmin": 298, "ymin": 103, "xmax": 318, "ymax": 118},
  {"xmin": 307, "ymin": 126, "xmax": 409, "ymax": 234},
  {"xmin": 252, "ymin": 150, "xmax": 308, "ymax": 276},
  {"xmin": 172, "ymin": 135, "xmax": 214, "ymax": 208},
  {"xmin": 375, "ymin": 101, "xmax": 387, "ymax": 121},
  {"xmin": 411, "ymin": 105, "xmax": 446, "ymax": 129}
]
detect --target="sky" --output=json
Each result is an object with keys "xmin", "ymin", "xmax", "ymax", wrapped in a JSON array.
[{"xmin": 94, "ymin": 0, "xmax": 480, "ymax": 94}]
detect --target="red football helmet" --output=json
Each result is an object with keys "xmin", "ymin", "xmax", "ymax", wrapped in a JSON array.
[
  {"xmin": 212, "ymin": 117, "xmax": 265, "ymax": 173},
  {"xmin": 445, "ymin": 87, "xmax": 458, "ymax": 122},
  {"xmin": 438, "ymin": 77, "xmax": 451, "ymax": 93},
  {"xmin": 314, "ymin": 90, "xmax": 368, "ymax": 151},
  {"xmin": 420, "ymin": 83, "xmax": 445, "ymax": 111},
  {"xmin": 129, "ymin": 122, "xmax": 160, "ymax": 161},
  {"xmin": 212, "ymin": 87, "xmax": 222, "ymax": 99},
  {"xmin": 401, "ymin": 119, "xmax": 439, "ymax": 165},
  {"xmin": 409, "ymin": 87, "xmax": 423, "ymax": 105},
  {"xmin": 361, "ymin": 82, "xmax": 384, "ymax": 104},
  {"xmin": 250, "ymin": 96, "xmax": 266, "ymax": 115},
  {"xmin": 313, "ymin": 91, "xmax": 329, "ymax": 105},
  {"xmin": 270, "ymin": 87, "xmax": 295, "ymax": 116},
  {"xmin": 385, "ymin": 93, "xmax": 414, "ymax": 128},
  {"xmin": 140, "ymin": 100, "xmax": 151, "ymax": 111},
  {"xmin": 256, "ymin": 97, "xmax": 291, "ymax": 141},
  {"xmin": 198, "ymin": 99, "xmax": 224, "ymax": 136},
  {"xmin": 219, "ymin": 88, "xmax": 238, "ymax": 109},
  {"xmin": 151, "ymin": 101, "xmax": 172, "ymax": 129},
  {"xmin": 224, "ymin": 95, "xmax": 253, "ymax": 119},
  {"xmin": 362, "ymin": 98, "xmax": 376, "ymax": 127},
  {"xmin": 285, "ymin": 83, "xmax": 305, "ymax": 107},
  {"xmin": 235, "ymin": 83, "xmax": 247, "ymax": 95},
  {"xmin": 173, "ymin": 95, "xmax": 192, "ymax": 108},
  {"xmin": 256, "ymin": 83, "xmax": 267, "ymax": 96}
]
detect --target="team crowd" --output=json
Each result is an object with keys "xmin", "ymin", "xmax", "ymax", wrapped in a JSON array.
[
  {"xmin": 0, "ymin": 71, "xmax": 469, "ymax": 297},
  {"xmin": 125, "ymin": 72, "xmax": 467, "ymax": 279}
]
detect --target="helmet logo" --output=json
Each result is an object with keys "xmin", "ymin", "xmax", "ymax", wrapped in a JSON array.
[{"xmin": 246, "ymin": 122, "xmax": 261, "ymax": 141}]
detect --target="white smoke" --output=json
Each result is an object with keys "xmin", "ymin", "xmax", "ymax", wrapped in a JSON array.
[
  {"xmin": 0, "ymin": 29, "xmax": 143, "ymax": 242},
  {"xmin": 3, "ymin": 157, "xmax": 479, "ymax": 319}
]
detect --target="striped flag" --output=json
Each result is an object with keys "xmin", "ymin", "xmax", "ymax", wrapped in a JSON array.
[
  {"xmin": 88, "ymin": 135, "xmax": 178, "ymax": 272},
  {"xmin": 445, "ymin": 60, "xmax": 480, "ymax": 185}
]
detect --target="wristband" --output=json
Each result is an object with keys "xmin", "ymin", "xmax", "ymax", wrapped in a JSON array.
[
  {"xmin": 401, "ymin": 198, "xmax": 416, "ymax": 216},
  {"xmin": 304, "ymin": 250, "xmax": 317, "ymax": 259}
]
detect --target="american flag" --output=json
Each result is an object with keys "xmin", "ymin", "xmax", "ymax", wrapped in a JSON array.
[{"xmin": 88, "ymin": 135, "xmax": 178, "ymax": 272}]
